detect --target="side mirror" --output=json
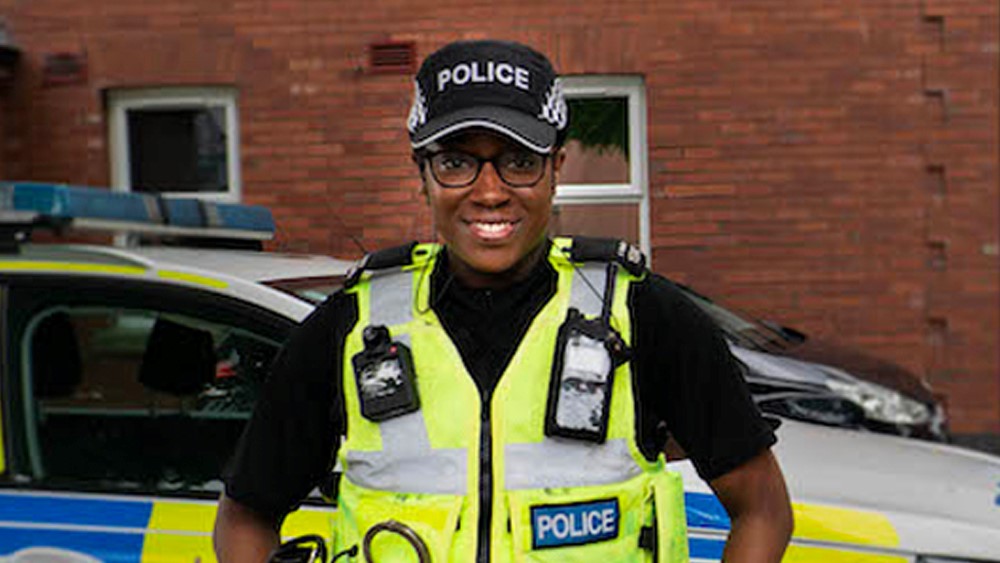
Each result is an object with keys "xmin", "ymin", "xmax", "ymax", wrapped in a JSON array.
[
  {"xmin": 760, "ymin": 319, "xmax": 807, "ymax": 344},
  {"xmin": 268, "ymin": 535, "xmax": 328, "ymax": 563}
]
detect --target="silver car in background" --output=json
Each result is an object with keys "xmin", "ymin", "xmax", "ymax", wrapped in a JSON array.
[{"xmin": 675, "ymin": 282, "xmax": 948, "ymax": 441}]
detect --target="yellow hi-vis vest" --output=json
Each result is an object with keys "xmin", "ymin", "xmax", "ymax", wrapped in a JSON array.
[{"xmin": 335, "ymin": 238, "xmax": 688, "ymax": 562}]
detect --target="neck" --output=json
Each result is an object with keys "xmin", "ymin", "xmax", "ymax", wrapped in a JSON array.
[{"xmin": 446, "ymin": 241, "xmax": 548, "ymax": 290}]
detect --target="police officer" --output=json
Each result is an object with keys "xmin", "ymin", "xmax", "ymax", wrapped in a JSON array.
[{"xmin": 214, "ymin": 39, "xmax": 793, "ymax": 562}]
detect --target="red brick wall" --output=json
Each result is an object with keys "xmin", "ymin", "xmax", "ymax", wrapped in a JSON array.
[
  {"xmin": 916, "ymin": 0, "xmax": 999, "ymax": 439},
  {"xmin": 1, "ymin": 0, "xmax": 997, "ymax": 438}
]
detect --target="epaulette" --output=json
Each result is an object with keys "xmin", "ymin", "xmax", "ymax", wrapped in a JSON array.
[
  {"xmin": 567, "ymin": 236, "xmax": 647, "ymax": 276},
  {"xmin": 343, "ymin": 241, "xmax": 419, "ymax": 288}
]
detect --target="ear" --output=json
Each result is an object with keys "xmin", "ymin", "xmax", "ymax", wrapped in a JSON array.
[
  {"xmin": 414, "ymin": 155, "xmax": 432, "ymax": 205},
  {"xmin": 549, "ymin": 147, "xmax": 568, "ymax": 197},
  {"xmin": 552, "ymin": 147, "xmax": 568, "ymax": 172}
]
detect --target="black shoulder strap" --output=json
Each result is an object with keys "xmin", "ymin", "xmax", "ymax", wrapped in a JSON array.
[
  {"xmin": 344, "ymin": 241, "xmax": 419, "ymax": 288},
  {"xmin": 568, "ymin": 236, "xmax": 646, "ymax": 276}
]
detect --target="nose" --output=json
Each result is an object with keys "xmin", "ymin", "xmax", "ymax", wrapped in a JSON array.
[{"xmin": 468, "ymin": 161, "xmax": 510, "ymax": 207}]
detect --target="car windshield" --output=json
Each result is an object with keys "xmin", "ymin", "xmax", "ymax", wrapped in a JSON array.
[
  {"xmin": 265, "ymin": 276, "xmax": 343, "ymax": 304},
  {"xmin": 674, "ymin": 283, "xmax": 794, "ymax": 351}
]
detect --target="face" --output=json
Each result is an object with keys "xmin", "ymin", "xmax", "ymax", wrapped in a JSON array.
[{"xmin": 420, "ymin": 130, "xmax": 565, "ymax": 288}]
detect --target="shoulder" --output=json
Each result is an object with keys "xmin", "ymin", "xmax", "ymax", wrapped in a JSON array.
[
  {"xmin": 266, "ymin": 287, "xmax": 356, "ymax": 394},
  {"xmin": 628, "ymin": 272, "xmax": 738, "ymax": 391},
  {"xmin": 629, "ymin": 273, "xmax": 719, "ymax": 333},
  {"xmin": 284, "ymin": 288, "xmax": 359, "ymax": 355}
]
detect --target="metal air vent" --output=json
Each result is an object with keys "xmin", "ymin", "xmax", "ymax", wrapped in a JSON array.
[
  {"xmin": 43, "ymin": 52, "xmax": 87, "ymax": 86},
  {"xmin": 368, "ymin": 41, "xmax": 415, "ymax": 74}
]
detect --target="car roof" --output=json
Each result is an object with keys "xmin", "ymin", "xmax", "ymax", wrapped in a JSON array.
[
  {"xmin": 126, "ymin": 246, "xmax": 354, "ymax": 283},
  {"xmin": 2, "ymin": 244, "xmax": 354, "ymax": 323},
  {"xmin": 7, "ymin": 244, "xmax": 353, "ymax": 283}
]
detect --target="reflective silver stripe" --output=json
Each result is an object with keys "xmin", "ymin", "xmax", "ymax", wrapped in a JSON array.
[
  {"xmin": 504, "ymin": 439, "xmax": 642, "ymax": 489},
  {"xmin": 368, "ymin": 269, "xmax": 413, "ymax": 327},
  {"xmin": 345, "ymin": 411, "xmax": 467, "ymax": 494},
  {"xmin": 345, "ymin": 267, "xmax": 467, "ymax": 495},
  {"xmin": 570, "ymin": 263, "xmax": 607, "ymax": 317}
]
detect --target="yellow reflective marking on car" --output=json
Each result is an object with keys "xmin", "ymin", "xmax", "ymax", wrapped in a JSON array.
[
  {"xmin": 784, "ymin": 544, "xmax": 909, "ymax": 563},
  {"xmin": 792, "ymin": 502, "xmax": 899, "ymax": 548},
  {"xmin": 142, "ymin": 500, "xmax": 333, "ymax": 562},
  {"xmin": 143, "ymin": 501, "xmax": 217, "ymax": 562},
  {"xmin": 0, "ymin": 261, "xmax": 147, "ymax": 276},
  {"xmin": 157, "ymin": 270, "xmax": 229, "ymax": 289}
]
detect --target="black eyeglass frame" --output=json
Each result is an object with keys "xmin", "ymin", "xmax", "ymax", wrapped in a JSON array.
[{"xmin": 414, "ymin": 149, "xmax": 552, "ymax": 189}]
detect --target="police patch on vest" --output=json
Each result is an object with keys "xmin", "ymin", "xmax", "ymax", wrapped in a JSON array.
[{"xmin": 530, "ymin": 498, "xmax": 620, "ymax": 549}]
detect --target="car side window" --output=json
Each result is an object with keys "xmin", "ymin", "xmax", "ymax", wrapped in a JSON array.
[{"xmin": 23, "ymin": 307, "xmax": 279, "ymax": 496}]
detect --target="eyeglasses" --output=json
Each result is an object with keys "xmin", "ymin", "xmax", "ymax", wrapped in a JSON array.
[{"xmin": 421, "ymin": 150, "xmax": 548, "ymax": 188}]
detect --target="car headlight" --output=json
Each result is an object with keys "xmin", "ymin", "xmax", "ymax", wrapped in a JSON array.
[{"xmin": 826, "ymin": 378, "xmax": 931, "ymax": 426}]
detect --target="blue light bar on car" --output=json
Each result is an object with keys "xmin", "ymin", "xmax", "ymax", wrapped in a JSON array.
[{"xmin": 0, "ymin": 182, "xmax": 275, "ymax": 240}]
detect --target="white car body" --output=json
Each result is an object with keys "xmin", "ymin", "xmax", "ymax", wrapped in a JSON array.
[{"xmin": 677, "ymin": 417, "xmax": 1000, "ymax": 561}]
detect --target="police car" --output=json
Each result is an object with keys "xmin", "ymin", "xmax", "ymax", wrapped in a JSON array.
[{"xmin": 0, "ymin": 182, "xmax": 998, "ymax": 562}]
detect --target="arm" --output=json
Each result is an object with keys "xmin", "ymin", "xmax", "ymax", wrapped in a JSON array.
[
  {"xmin": 213, "ymin": 293, "xmax": 354, "ymax": 563},
  {"xmin": 709, "ymin": 448, "xmax": 793, "ymax": 563},
  {"xmin": 213, "ymin": 494, "xmax": 281, "ymax": 563},
  {"xmin": 632, "ymin": 276, "xmax": 791, "ymax": 558}
]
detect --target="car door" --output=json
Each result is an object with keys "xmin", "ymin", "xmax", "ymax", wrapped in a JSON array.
[{"xmin": 0, "ymin": 275, "xmax": 328, "ymax": 562}]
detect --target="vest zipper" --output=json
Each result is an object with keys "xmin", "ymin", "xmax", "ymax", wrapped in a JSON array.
[{"xmin": 477, "ymin": 387, "xmax": 493, "ymax": 562}]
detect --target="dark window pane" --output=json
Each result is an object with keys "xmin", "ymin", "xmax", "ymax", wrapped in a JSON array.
[
  {"xmin": 29, "ymin": 308, "xmax": 277, "ymax": 496},
  {"xmin": 128, "ymin": 106, "xmax": 228, "ymax": 194},
  {"xmin": 562, "ymin": 97, "xmax": 630, "ymax": 185}
]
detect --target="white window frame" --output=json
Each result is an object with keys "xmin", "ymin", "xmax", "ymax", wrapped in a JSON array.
[
  {"xmin": 555, "ymin": 76, "xmax": 650, "ymax": 259},
  {"xmin": 108, "ymin": 87, "xmax": 241, "ymax": 202}
]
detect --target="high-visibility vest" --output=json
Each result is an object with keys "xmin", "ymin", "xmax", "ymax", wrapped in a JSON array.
[{"xmin": 334, "ymin": 238, "xmax": 688, "ymax": 562}]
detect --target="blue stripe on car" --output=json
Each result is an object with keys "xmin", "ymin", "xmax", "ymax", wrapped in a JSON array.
[
  {"xmin": 689, "ymin": 536, "xmax": 726, "ymax": 559},
  {"xmin": 0, "ymin": 527, "xmax": 144, "ymax": 562},
  {"xmin": 685, "ymin": 491, "xmax": 731, "ymax": 530},
  {"xmin": 0, "ymin": 492, "xmax": 152, "ymax": 528}
]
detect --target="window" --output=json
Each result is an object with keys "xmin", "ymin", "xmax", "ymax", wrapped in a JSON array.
[
  {"xmin": 108, "ymin": 88, "xmax": 241, "ymax": 201},
  {"xmin": 22, "ymin": 306, "xmax": 278, "ymax": 496},
  {"xmin": 552, "ymin": 76, "xmax": 649, "ymax": 258}
]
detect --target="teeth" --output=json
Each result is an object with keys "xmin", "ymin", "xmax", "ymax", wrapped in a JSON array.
[{"xmin": 473, "ymin": 222, "xmax": 512, "ymax": 233}]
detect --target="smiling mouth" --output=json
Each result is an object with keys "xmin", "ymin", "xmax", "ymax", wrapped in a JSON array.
[{"xmin": 467, "ymin": 220, "xmax": 519, "ymax": 240}]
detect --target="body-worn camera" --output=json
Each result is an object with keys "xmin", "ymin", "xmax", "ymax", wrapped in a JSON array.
[
  {"xmin": 545, "ymin": 308, "xmax": 631, "ymax": 443},
  {"xmin": 351, "ymin": 325, "xmax": 420, "ymax": 422}
]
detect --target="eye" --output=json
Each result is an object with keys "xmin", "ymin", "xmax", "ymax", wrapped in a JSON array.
[
  {"xmin": 500, "ymin": 152, "xmax": 542, "ymax": 171},
  {"xmin": 433, "ymin": 152, "xmax": 475, "ymax": 171}
]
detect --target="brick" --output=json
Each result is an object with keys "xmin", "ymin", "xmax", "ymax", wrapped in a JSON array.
[{"xmin": 1, "ymin": 0, "xmax": 996, "ymax": 439}]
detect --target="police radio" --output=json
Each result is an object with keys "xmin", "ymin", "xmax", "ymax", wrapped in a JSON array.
[
  {"xmin": 545, "ymin": 263, "xmax": 631, "ymax": 443},
  {"xmin": 351, "ymin": 325, "xmax": 420, "ymax": 422}
]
